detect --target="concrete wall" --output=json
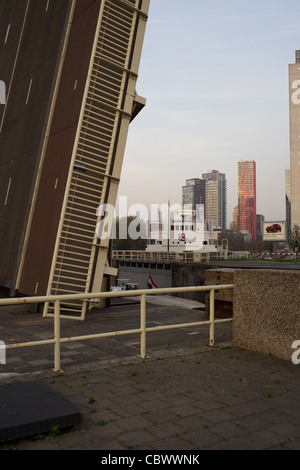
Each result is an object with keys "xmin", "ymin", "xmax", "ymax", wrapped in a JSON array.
[
  {"xmin": 172, "ymin": 265, "xmax": 235, "ymax": 317},
  {"xmin": 172, "ymin": 264, "xmax": 207, "ymax": 303},
  {"xmin": 204, "ymin": 268, "xmax": 234, "ymax": 318},
  {"xmin": 233, "ymin": 269, "xmax": 300, "ymax": 361}
]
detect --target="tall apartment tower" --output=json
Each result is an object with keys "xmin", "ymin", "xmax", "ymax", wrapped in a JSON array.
[
  {"xmin": 289, "ymin": 51, "xmax": 300, "ymax": 229},
  {"xmin": 202, "ymin": 170, "xmax": 227, "ymax": 230},
  {"xmin": 238, "ymin": 160, "xmax": 257, "ymax": 241},
  {"xmin": 0, "ymin": 0, "xmax": 150, "ymax": 319},
  {"xmin": 182, "ymin": 178, "xmax": 206, "ymax": 214},
  {"xmin": 256, "ymin": 214, "xmax": 265, "ymax": 241}
]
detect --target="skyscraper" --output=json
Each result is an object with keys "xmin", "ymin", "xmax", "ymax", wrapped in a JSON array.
[
  {"xmin": 238, "ymin": 161, "xmax": 256, "ymax": 241},
  {"xmin": 0, "ymin": 0, "xmax": 150, "ymax": 318},
  {"xmin": 256, "ymin": 214, "xmax": 265, "ymax": 241},
  {"xmin": 202, "ymin": 170, "xmax": 227, "ymax": 230},
  {"xmin": 289, "ymin": 51, "xmax": 300, "ymax": 229},
  {"xmin": 182, "ymin": 178, "xmax": 206, "ymax": 213}
]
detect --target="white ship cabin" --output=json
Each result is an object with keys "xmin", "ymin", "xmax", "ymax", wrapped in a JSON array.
[{"xmin": 146, "ymin": 220, "xmax": 219, "ymax": 254}]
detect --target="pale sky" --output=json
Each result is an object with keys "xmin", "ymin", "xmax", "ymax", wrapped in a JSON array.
[{"xmin": 118, "ymin": 0, "xmax": 300, "ymax": 227}]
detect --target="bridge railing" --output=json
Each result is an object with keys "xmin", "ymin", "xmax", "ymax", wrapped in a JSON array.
[
  {"xmin": 0, "ymin": 284, "xmax": 233, "ymax": 373},
  {"xmin": 112, "ymin": 250, "xmax": 218, "ymax": 264}
]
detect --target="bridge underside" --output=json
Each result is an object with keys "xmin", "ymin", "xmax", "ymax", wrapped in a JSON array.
[{"xmin": 0, "ymin": 0, "xmax": 150, "ymax": 320}]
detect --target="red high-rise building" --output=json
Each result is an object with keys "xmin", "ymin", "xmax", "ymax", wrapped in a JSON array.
[{"xmin": 238, "ymin": 161, "xmax": 257, "ymax": 241}]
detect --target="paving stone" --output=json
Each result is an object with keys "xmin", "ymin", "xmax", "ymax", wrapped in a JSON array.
[
  {"xmin": 181, "ymin": 428, "xmax": 224, "ymax": 449},
  {"xmin": 196, "ymin": 398, "xmax": 225, "ymax": 412},
  {"xmin": 168, "ymin": 403, "xmax": 200, "ymax": 418},
  {"xmin": 147, "ymin": 422, "xmax": 183, "ymax": 439},
  {"xmin": 148, "ymin": 436, "xmax": 196, "ymax": 451},
  {"xmin": 118, "ymin": 429, "xmax": 158, "ymax": 448},
  {"xmin": 246, "ymin": 429, "xmax": 291, "ymax": 449},
  {"xmin": 208, "ymin": 421, "xmax": 249, "ymax": 440},
  {"xmin": 117, "ymin": 415, "xmax": 153, "ymax": 432},
  {"xmin": 142, "ymin": 408, "xmax": 176, "ymax": 425},
  {"xmin": 232, "ymin": 414, "xmax": 270, "ymax": 433},
  {"xmin": 200, "ymin": 409, "xmax": 234, "ymax": 424},
  {"xmin": 266, "ymin": 422, "xmax": 300, "ymax": 439},
  {"xmin": 28, "ymin": 359, "xmax": 53, "ymax": 367},
  {"xmin": 217, "ymin": 437, "xmax": 258, "ymax": 450},
  {"xmin": 117, "ymin": 403, "xmax": 146, "ymax": 418}
]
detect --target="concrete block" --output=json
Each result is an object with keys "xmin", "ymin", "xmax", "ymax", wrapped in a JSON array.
[
  {"xmin": 0, "ymin": 380, "xmax": 82, "ymax": 443},
  {"xmin": 233, "ymin": 269, "xmax": 300, "ymax": 361}
]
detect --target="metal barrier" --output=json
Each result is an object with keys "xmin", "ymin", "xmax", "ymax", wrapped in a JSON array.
[
  {"xmin": 0, "ymin": 285, "xmax": 233, "ymax": 373},
  {"xmin": 112, "ymin": 250, "xmax": 218, "ymax": 263}
]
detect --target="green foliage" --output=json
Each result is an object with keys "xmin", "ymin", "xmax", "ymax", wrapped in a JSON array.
[
  {"xmin": 113, "ymin": 216, "xmax": 148, "ymax": 250},
  {"xmin": 289, "ymin": 224, "xmax": 300, "ymax": 250},
  {"xmin": 49, "ymin": 425, "xmax": 60, "ymax": 438}
]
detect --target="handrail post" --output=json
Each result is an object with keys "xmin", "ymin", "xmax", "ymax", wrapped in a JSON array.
[
  {"xmin": 209, "ymin": 288, "xmax": 215, "ymax": 347},
  {"xmin": 140, "ymin": 293, "xmax": 146, "ymax": 359},
  {"xmin": 54, "ymin": 300, "xmax": 61, "ymax": 372}
]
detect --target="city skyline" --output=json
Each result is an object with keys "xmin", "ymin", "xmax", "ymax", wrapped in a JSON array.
[{"xmin": 118, "ymin": 0, "xmax": 300, "ymax": 226}]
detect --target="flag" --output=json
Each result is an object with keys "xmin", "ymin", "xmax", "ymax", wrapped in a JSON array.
[{"xmin": 147, "ymin": 274, "xmax": 158, "ymax": 289}]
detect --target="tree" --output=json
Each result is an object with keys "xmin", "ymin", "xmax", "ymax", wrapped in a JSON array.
[
  {"xmin": 113, "ymin": 216, "xmax": 148, "ymax": 251},
  {"xmin": 289, "ymin": 224, "xmax": 300, "ymax": 251}
]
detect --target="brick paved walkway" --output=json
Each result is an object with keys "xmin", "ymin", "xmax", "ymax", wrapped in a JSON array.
[
  {"xmin": 1, "ymin": 343, "xmax": 300, "ymax": 450},
  {"xmin": 0, "ymin": 297, "xmax": 299, "ymax": 450}
]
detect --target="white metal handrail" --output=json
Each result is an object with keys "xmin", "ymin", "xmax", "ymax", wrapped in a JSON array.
[{"xmin": 0, "ymin": 284, "xmax": 233, "ymax": 373}]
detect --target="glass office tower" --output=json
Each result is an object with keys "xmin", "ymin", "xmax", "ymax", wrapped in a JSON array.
[
  {"xmin": 202, "ymin": 170, "xmax": 227, "ymax": 230},
  {"xmin": 182, "ymin": 178, "xmax": 206, "ymax": 213}
]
